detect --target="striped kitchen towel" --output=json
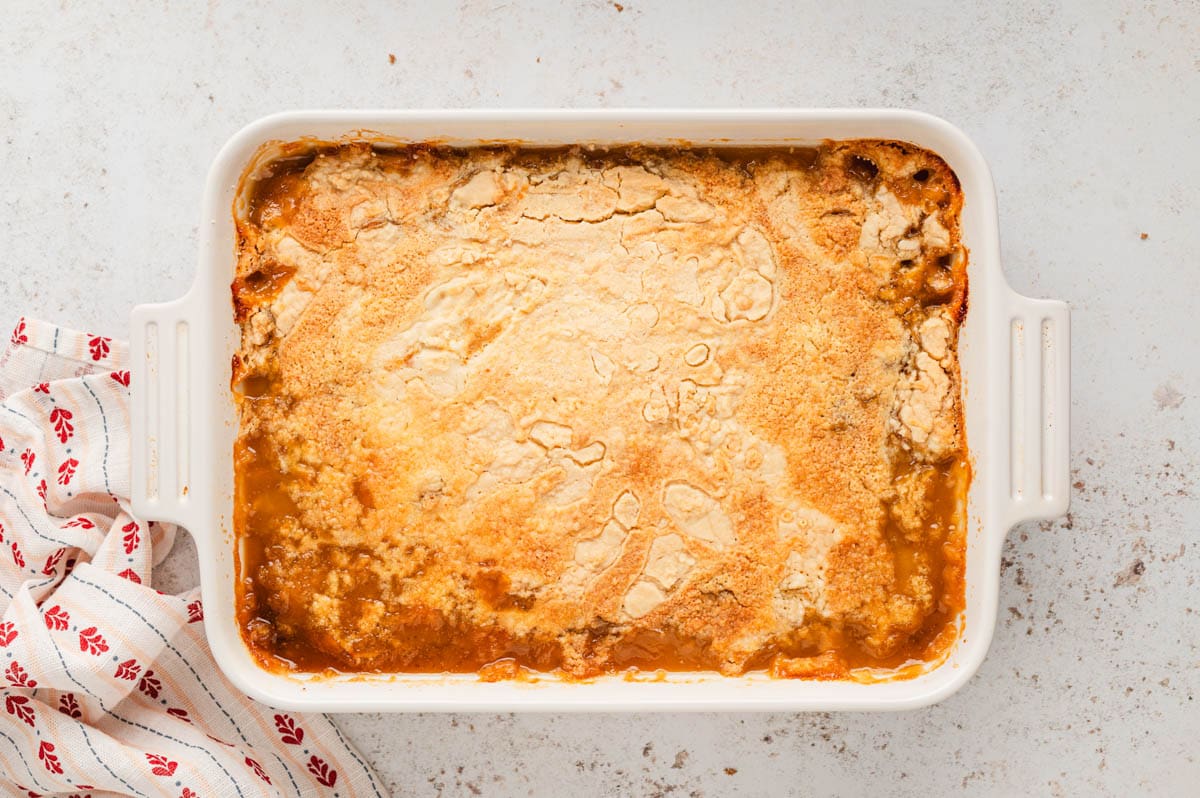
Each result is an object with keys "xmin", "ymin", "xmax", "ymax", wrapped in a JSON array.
[{"xmin": 0, "ymin": 318, "xmax": 383, "ymax": 797}]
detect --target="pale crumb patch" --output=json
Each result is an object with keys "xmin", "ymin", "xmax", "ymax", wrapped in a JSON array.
[
  {"xmin": 922, "ymin": 212, "xmax": 951, "ymax": 250},
  {"xmin": 574, "ymin": 519, "xmax": 628, "ymax": 571},
  {"xmin": 591, "ymin": 349, "xmax": 617, "ymax": 383},
  {"xmin": 450, "ymin": 170, "xmax": 505, "ymax": 210},
  {"xmin": 643, "ymin": 534, "xmax": 696, "ymax": 590},
  {"xmin": 662, "ymin": 481, "xmax": 735, "ymax": 549},
  {"xmin": 530, "ymin": 420, "xmax": 574, "ymax": 449},
  {"xmin": 569, "ymin": 441, "xmax": 607, "ymax": 465},
  {"xmin": 622, "ymin": 579, "xmax": 667, "ymax": 619},
  {"xmin": 919, "ymin": 313, "xmax": 951, "ymax": 361},
  {"xmin": 642, "ymin": 384, "xmax": 670, "ymax": 423},
  {"xmin": 656, "ymin": 194, "xmax": 715, "ymax": 223},
  {"xmin": 626, "ymin": 302, "xmax": 659, "ymax": 334},
  {"xmin": 737, "ymin": 226, "xmax": 777, "ymax": 277},
  {"xmin": 719, "ymin": 271, "xmax": 773, "ymax": 322},
  {"xmin": 608, "ymin": 165, "xmax": 668, "ymax": 213},
  {"xmin": 612, "ymin": 491, "xmax": 641, "ymax": 528},
  {"xmin": 684, "ymin": 343, "xmax": 710, "ymax": 366}
]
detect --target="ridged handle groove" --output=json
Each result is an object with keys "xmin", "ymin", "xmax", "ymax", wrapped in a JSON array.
[
  {"xmin": 1003, "ymin": 291, "xmax": 1071, "ymax": 525},
  {"xmin": 130, "ymin": 297, "xmax": 195, "ymax": 526}
]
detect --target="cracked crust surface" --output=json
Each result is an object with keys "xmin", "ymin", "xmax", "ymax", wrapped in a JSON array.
[{"xmin": 232, "ymin": 142, "xmax": 969, "ymax": 679}]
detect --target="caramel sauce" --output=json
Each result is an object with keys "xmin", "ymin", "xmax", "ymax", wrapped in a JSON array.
[
  {"xmin": 232, "ymin": 259, "xmax": 296, "ymax": 323},
  {"xmin": 245, "ymin": 153, "xmax": 317, "ymax": 229}
]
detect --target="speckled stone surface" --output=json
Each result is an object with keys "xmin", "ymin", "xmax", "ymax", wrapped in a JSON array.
[{"xmin": 3, "ymin": 1, "xmax": 1197, "ymax": 795}]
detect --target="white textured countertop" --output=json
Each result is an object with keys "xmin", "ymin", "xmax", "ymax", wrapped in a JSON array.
[{"xmin": 3, "ymin": 1, "xmax": 1197, "ymax": 794}]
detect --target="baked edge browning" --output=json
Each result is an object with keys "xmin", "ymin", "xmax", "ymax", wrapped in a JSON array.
[{"xmin": 230, "ymin": 138, "xmax": 970, "ymax": 682}]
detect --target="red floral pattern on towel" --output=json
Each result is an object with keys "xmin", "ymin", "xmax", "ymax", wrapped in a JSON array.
[{"xmin": 0, "ymin": 319, "xmax": 382, "ymax": 796}]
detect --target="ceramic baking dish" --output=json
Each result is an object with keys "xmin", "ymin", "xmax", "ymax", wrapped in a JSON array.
[{"xmin": 129, "ymin": 109, "xmax": 1069, "ymax": 712}]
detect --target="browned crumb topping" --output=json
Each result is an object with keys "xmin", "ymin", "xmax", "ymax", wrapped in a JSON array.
[{"xmin": 232, "ymin": 140, "xmax": 969, "ymax": 679}]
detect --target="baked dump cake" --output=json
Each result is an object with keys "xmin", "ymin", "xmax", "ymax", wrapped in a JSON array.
[{"xmin": 232, "ymin": 140, "xmax": 969, "ymax": 680}]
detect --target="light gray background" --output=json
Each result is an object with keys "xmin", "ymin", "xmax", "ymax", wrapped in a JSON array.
[{"xmin": 3, "ymin": 1, "xmax": 1197, "ymax": 795}]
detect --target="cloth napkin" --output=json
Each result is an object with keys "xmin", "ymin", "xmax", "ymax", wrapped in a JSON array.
[{"xmin": 0, "ymin": 318, "xmax": 383, "ymax": 797}]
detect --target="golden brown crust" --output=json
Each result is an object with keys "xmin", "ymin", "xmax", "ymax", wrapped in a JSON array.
[{"xmin": 232, "ymin": 141, "xmax": 969, "ymax": 678}]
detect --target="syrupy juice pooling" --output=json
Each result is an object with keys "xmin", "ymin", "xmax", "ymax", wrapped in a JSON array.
[{"xmin": 236, "ymin": 443, "xmax": 967, "ymax": 676}]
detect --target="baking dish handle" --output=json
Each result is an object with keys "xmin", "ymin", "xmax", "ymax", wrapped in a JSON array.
[
  {"xmin": 130, "ymin": 293, "xmax": 197, "ymax": 527},
  {"xmin": 1001, "ymin": 290, "xmax": 1071, "ymax": 526}
]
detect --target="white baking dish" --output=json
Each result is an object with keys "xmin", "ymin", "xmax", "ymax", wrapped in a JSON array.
[{"xmin": 130, "ymin": 110, "xmax": 1069, "ymax": 712}]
